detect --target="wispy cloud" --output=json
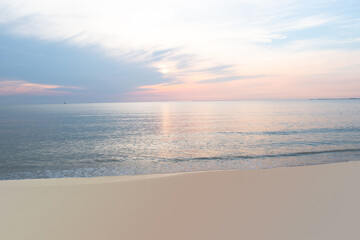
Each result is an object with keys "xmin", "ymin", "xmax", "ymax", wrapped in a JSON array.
[
  {"xmin": 277, "ymin": 15, "xmax": 336, "ymax": 32},
  {"xmin": 200, "ymin": 75, "xmax": 266, "ymax": 84},
  {"xmin": 0, "ymin": 79, "xmax": 79, "ymax": 95}
]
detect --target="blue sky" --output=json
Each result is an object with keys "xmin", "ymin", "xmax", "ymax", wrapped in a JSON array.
[{"xmin": 0, "ymin": 0, "xmax": 359, "ymax": 103}]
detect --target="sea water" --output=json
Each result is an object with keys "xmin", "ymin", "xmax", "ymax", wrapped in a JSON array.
[{"xmin": 0, "ymin": 100, "xmax": 359, "ymax": 180}]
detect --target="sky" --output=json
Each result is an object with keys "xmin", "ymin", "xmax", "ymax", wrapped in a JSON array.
[{"xmin": 0, "ymin": 0, "xmax": 359, "ymax": 103}]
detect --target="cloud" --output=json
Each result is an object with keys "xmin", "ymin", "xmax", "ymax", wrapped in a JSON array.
[
  {"xmin": 1, "ymin": 1, "xmax": 353, "ymax": 62},
  {"xmin": 0, "ymin": 79, "xmax": 77, "ymax": 95},
  {"xmin": 0, "ymin": 0, "xmax": 359, "ymax": 101},
  {"xmin": 151, "ymin": 48, "xmax": 178, "ymax": 61},
  {"xmin": 200, "ymin": 75, "xmax": 266, "ymax": 84},
  {"xmin": 196, "ymin": 65, "xmax": 235, "ymax": 74},
  {"xmin": 278, "ymin": 15, "xmax": 336, "ymax": 32}
]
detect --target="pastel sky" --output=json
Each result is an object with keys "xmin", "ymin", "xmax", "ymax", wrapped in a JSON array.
[{"xmin": 0, "ymin": 0, "xmax": 359, "ymax": 103}]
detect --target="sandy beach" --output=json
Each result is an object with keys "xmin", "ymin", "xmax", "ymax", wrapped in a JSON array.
[{"xmin": 1, "ymin": 161, "xmax": 360, "ymax": 240}]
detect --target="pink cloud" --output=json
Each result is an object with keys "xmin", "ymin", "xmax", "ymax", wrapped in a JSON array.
[{"xmin": 0, "ymin": 80, "xmax": 80, "ymax": 96}]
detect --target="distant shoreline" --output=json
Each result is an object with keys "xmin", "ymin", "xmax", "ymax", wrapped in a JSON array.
[{"xmin": 309, "ymin": 98, "xmax": 360, "ymax": 100}]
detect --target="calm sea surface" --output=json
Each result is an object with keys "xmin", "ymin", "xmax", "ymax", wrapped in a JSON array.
[{"xmin": 0, "ymin": 100, "xmax": 359, "ymax": 180}]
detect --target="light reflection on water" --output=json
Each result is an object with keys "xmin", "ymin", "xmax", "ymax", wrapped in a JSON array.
[{"xmin": 0, "ymin": 100, "xmax": 359, "ymax": 179}]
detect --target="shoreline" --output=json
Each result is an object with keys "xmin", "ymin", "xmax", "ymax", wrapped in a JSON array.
[
  {"xmin": 1, "ymin": 161, "xmax": 360, "ymax": 239},
  {"xmin": 0, "ymin": 160, "xmax": 348, "ymax": 183}
]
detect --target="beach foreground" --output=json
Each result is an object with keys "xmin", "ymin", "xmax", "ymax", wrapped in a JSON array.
[{"xmin": 1, "ymin": 162, "xmax": 360, "ymax": 240}]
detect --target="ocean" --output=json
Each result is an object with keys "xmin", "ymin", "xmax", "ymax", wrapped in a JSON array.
[{"xmin": 0, "ymin": 100, "xmax": 359, "ymax": 180}]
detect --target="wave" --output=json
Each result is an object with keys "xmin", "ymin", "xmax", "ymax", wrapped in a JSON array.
[
  {"xmin": 93, "ymin": 159, "xmax": 124, "ymax": 163},
  {"xmin": 165, "ymin": 148, "xmax": 360, "ymax": 162},
  {"xmin": 219, "ymin": 127, "xmax": 360, "ymax": 136},
  {"xmin": 2, "ymin": 148, "xmax": 360, "ymax": 180}
]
